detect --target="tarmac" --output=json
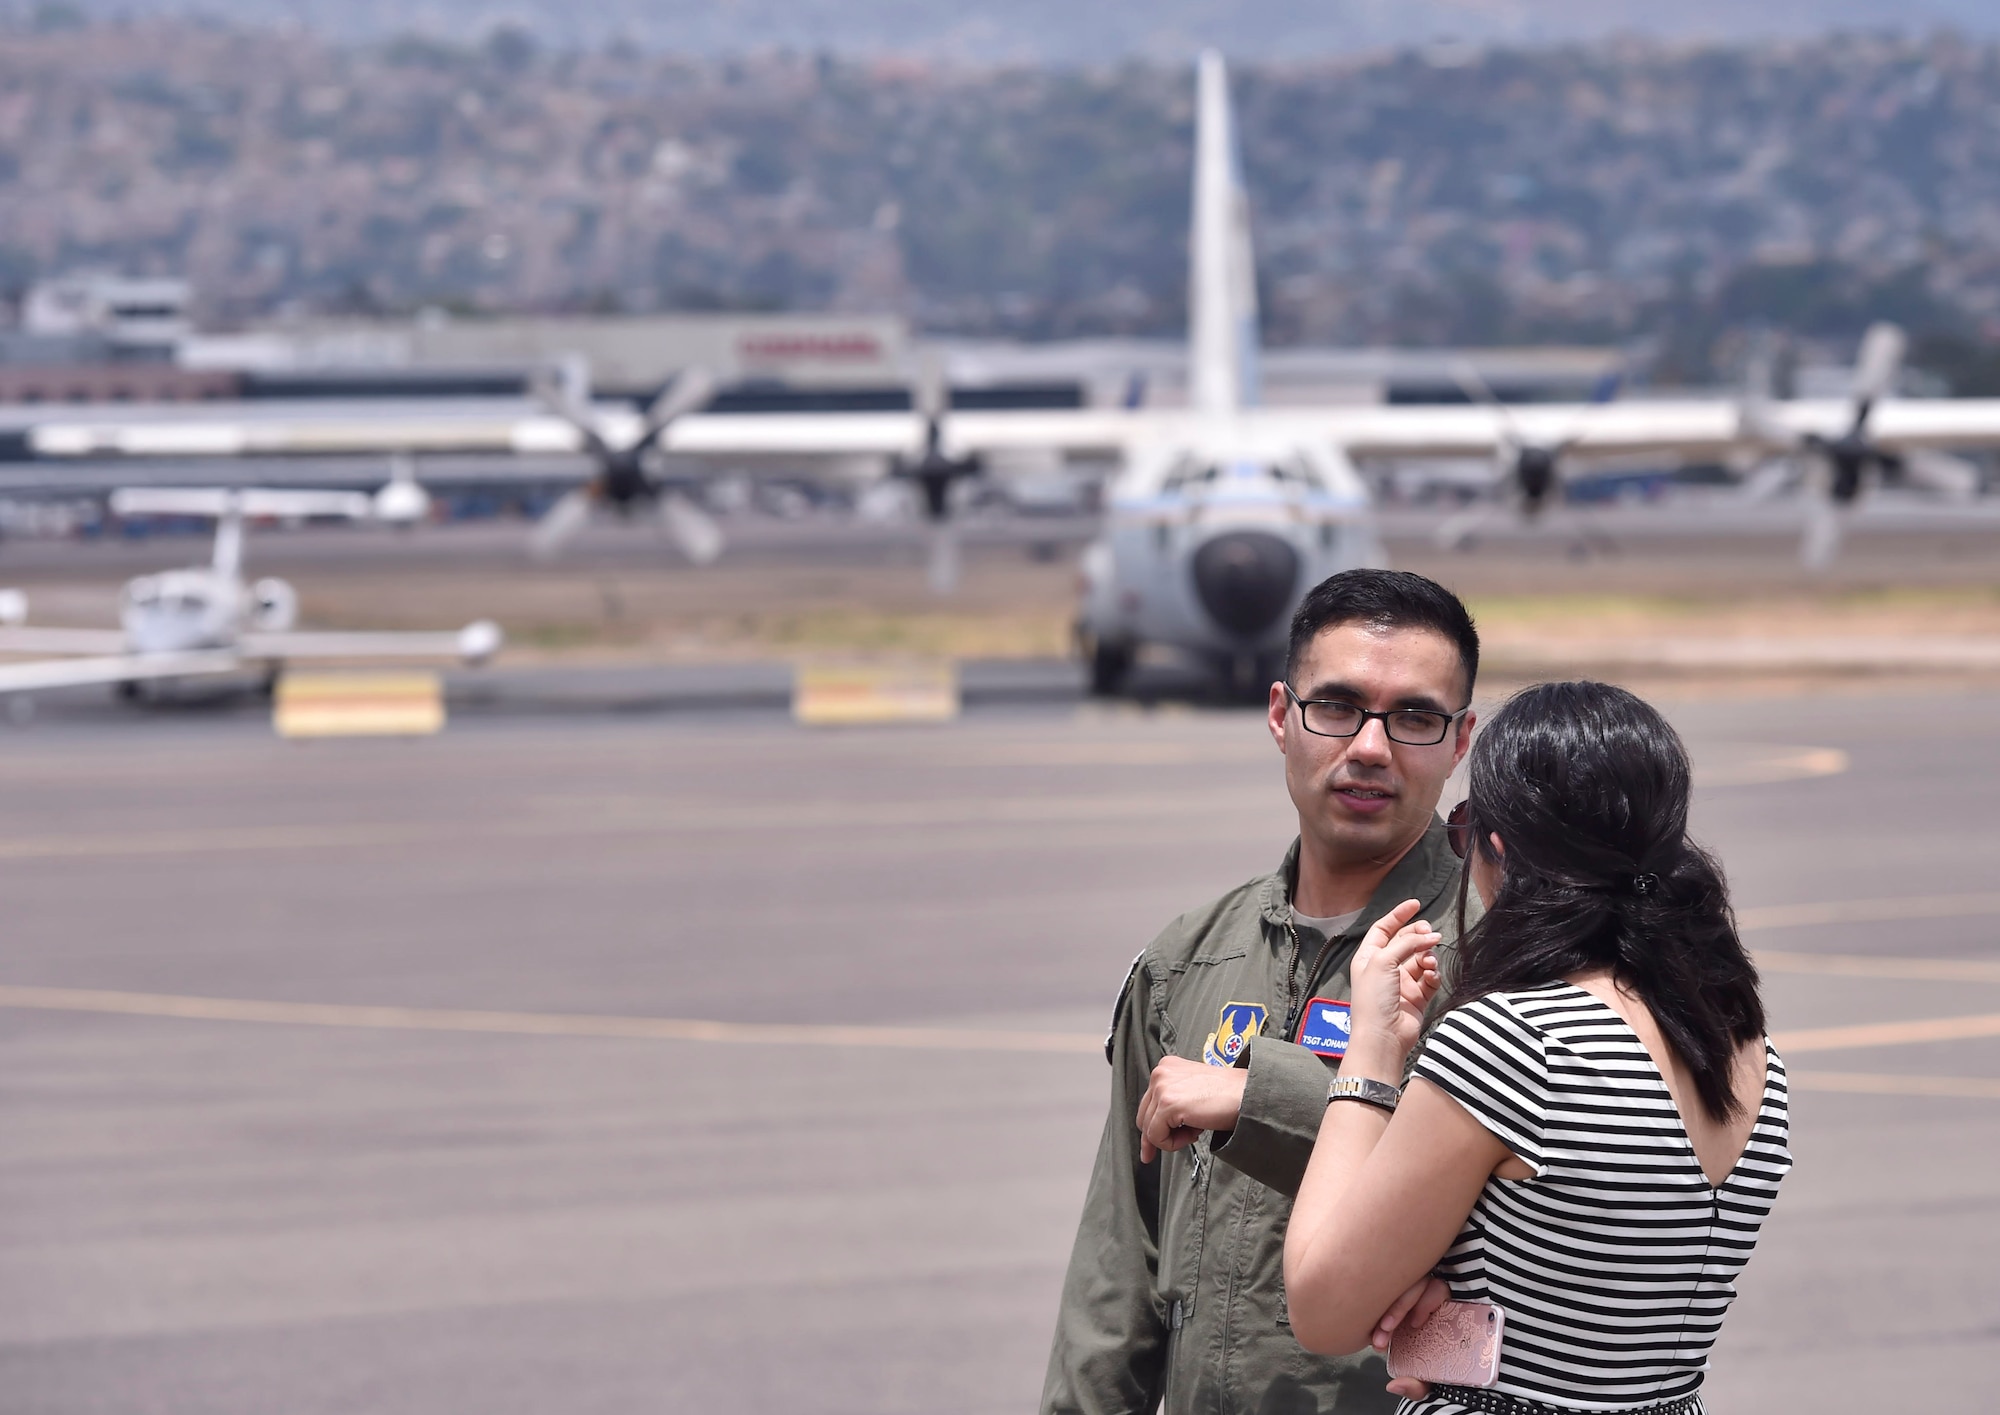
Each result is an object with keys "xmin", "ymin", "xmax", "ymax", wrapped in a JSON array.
[{"xmin": 2, "ymin": 685, "xmax": 1998, "ymax": 1413}]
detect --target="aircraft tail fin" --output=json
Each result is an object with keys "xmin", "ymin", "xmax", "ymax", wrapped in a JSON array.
[{"xmin": 1188, "ymin": 49, "xmax": 1260, "ymax": 418}]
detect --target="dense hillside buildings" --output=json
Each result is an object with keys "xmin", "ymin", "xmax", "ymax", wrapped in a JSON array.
[{"xmin": 2, "ymin": 22, "xmax": 1999, "ymax": 380}]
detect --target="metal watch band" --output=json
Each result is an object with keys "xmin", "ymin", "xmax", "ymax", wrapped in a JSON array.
[{"xmin": 1326, "ymin": 1076, "xmax": 1401, "ymax": 1113}]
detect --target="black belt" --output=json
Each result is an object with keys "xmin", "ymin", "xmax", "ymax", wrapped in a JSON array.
[{"xmin": 1428, "ymin": 1385, "xmax": 1702, "ymax": 1415}]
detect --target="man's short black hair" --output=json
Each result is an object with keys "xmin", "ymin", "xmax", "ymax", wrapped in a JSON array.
[{"xmin": 1285, "ymin": 569, "xmax": 1479, "ymax": 701}]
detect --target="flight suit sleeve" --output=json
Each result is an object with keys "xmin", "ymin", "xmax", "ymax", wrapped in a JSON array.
[
  {"xmin": 1217, "ymin": 855, "xmax": 1477, "ymax": 1200},
  {"xmin": 1208, "ymin": 1035, "xmax": 1326, "ymax": 1199},
  {"xmin": 1040, "ymin": 947, "xmax": 1170, "ymax": 1415}
]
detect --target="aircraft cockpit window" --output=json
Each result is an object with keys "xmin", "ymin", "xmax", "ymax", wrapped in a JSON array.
[
  {"xmin": 1161, "ymin": 459, "xmax": 1223, "ymax": 493},
  {"xmin": 1268, "ymin": 457, "xmax": 1326, "ymax": 491}
]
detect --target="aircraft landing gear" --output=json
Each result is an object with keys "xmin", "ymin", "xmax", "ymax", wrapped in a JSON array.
[
  {"xmin": 1087, "ymin": 637, "xmax": 1134, "ymax": 698},
  {"xmin": 115, "ymin": 679, "xmax": 143, "ymax": 704}
]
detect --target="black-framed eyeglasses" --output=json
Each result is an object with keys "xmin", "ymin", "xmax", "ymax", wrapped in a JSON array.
[
  {"xmin": 1283, "ymin": 683, "xmax": 1468, "ymax": 747},
  {"xmin": 1446, "ymin": 799, "xmax": 1473, "ymax": 859}
]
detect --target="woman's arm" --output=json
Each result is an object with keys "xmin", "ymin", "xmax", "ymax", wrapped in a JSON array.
[
  {"xmin": 1281, "ymin": 901, "xmax": 1513, "ymax": 1356},
  {"xmin": 1285, "ymin": 1077, "xmax": 1510, "ymax": 1354}
]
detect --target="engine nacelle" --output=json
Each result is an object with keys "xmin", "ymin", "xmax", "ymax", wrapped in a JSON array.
[
  {"xmin": 374, "ymin": 478, "xmax": 432, "ymax": 526},
  {"xmin": 250, "ymin": 577, "xmax": 298, "ymax": 631}
]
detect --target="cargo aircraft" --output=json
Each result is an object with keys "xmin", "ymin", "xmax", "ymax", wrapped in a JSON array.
[
  {"xmin": 22, "ymin": 54, "xmax": 2000, "ymax": 691},
  {"xmin": 0, "ymin": 486, "xmax": 501, "ymax": 699}
]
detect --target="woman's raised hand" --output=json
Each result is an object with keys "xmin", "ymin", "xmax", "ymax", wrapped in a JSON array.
[{"xmin": 1343, "ymin": 898, "xmax": 1442, "ymax": 1074}]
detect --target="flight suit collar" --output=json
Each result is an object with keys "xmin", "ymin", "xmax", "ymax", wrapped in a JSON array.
[{"xmin": 1260, "ymin": 817, "xmax": 1463, "ymax": 939}]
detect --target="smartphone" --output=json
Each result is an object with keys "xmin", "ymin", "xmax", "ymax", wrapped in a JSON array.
[{"xmin": 1385, "ymin": 1299, "xmax": 1504, "ymax": 1389}]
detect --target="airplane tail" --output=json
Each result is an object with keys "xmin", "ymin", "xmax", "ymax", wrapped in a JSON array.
[{"xmin": 1189, "ymin": 49, "xmax": 1260, "ymax": 418}]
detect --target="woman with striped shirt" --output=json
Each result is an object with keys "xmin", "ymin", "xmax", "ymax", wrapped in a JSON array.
[{"xmin": 1284, "ymin": 680, "xmax": 1790, "ymax": 1414}]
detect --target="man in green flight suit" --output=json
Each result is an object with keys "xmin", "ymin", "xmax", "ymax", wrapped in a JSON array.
[{"xmin": 1042, "ymin": 569, "xmax": 1483, "ymax": 1415}]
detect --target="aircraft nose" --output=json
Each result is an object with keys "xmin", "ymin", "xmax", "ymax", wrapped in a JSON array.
[{"xmin": 1191, "ymin": 530, "xmax": 1300, "ymax": 639}]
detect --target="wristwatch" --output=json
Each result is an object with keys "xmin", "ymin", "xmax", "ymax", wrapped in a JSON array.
[{"xmin": 1326, "ymin": 1076, "xmax": 1401, "ymax": 1113}]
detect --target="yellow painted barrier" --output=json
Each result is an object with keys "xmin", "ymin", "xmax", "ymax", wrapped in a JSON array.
[
  {"xmin": 275, "ymin": 671, "xmax": 445, "ymax": 738},
  {"xmin": 792, "ymin": 660, "xmax": 958, "ymax": 726}
]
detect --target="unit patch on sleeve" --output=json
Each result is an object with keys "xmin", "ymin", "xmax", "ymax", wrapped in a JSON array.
[
  {"xmin": 1202, "ymin": 1001, "xmax": 1267, "ymax": 1067},
  {"xmin": 1297, "ymin": 997, "xmax": 1352, "ymax": 1059}
]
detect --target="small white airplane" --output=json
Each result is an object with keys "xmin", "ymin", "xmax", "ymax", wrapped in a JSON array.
[{"xmin": 0, "ymin": 486, "xmax": 500, "ymax": 700}]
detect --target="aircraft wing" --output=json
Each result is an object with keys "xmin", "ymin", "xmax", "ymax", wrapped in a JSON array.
[
  {"xmin": 238, "ymin": 622, "xmax": 500, "ymax": 663},
  {"xmin": 26, "ymin": 407, "xmax": 1121, "ymax": 461},
  {"xmin": 0, "ymin": 627, "xmax": 131, "ymax": 655},
  {"xmin": 111, "ymin": 486, "xmax": 376, "ymax": 520},
  {"xmin": 1856, "ymin": 398, "xmax": 2000, "ymax": 448},
  {"xmin": 0, "ymin": 650, "xmax": 240, "ymax": 693},
  {"xmin": 29, "ymin": 395, "xmax": 2000, "ymax": 468}
]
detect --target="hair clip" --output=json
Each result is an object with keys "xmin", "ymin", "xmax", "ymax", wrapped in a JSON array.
[{"xmin": 1632, "ymin": 873, "xmax": 1660, "ymax": 895}]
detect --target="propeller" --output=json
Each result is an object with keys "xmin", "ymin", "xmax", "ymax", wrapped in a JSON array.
[
  {"xmin": 1434, "ymin": 360, "xmax": 1581, "ymax": 550},
  {"xmin": 1737, "ymin": 322, "xmax": 1966, "ymax": 567},
  {"xmin": 889, "ymin": 357, "xmax": 981, "ymax": 593},
  {"xmin": 527, "ymin": 360, "xmax": 721, "ymax": 564}
]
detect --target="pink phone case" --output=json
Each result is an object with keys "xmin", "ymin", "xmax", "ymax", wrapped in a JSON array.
[{"xmin": 1386, "ymin": 1300, "xmax": 1505, "ymax": 1388}]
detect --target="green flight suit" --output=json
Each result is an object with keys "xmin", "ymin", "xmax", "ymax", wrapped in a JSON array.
[{"xmin": 1042, "ymin": 821, "xmax": 1471, "ymax": 1415}]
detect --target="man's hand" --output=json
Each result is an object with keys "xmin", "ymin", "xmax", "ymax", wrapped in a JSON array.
[{"xmin": 1135, "ymin": 1056, "xmax": 1248, "ymax": 1163}]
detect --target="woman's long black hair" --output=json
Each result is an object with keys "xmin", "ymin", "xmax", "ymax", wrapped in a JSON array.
[{"xmin": 1449, "ymin": 680, "xmax": 1765, "ymax": 1122}]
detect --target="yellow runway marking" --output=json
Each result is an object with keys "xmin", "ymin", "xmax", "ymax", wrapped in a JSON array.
[
  {"xmin": 1693, "ymin": 746, "xmax": 1849, "ymax": 787},
  {"xmin": 1755, "ymin": 949, "xmax": 2000, "ymax": 985},
  {"xmin": 1789, "ymin": 1070, "xmax": 2000, "ymax": 1100},
  {"xmin": 1772, "ymin": 1012, "xmax": 2000, "ymax": 1054},
  {"xmin": 1740, "ymin": 892, "xmax": 2000, "ymax": 932},
  {"xmin": 6, "ymin": 980, "xmax": 2000, "ymax": 1061},
  {"xmin": 0, "ymin": 790, "xmax": 1275, "ymax": 862},
  {"xmin": 0, "ymin": 983, "xmax": 1100, "ymax": 1055}
]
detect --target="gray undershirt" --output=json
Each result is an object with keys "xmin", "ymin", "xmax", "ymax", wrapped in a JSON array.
[{"xmin": 1290, "ymin": 906, "xmax": 1364, "ymax": 942}]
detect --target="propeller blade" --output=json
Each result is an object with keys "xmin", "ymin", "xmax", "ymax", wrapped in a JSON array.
[
  {"xmin": 1800, "ymin": 495, "xmax": 1845, "ymax": 569},
  {"xmin": 1848, "ymin": 322, "xmax": 1906, "ymax": 431},
  {"xmin": 642, "ymin": 367, "xmax": 717, "ymax": 441},
  {"xmin": 913, "ymin": 353, "xmax": 949, "ymax": 424},
  {"xmin": 926, "ymin": 520, "xmax": 961, "ymax": 595},
  {"xmin": 529, "ymin": 487, "xmax": 593, "ymax": 563},
  {"xmin": 1738, "ymin": 456, "xmax": 1798, "ymax": 503},
  {"xmin": 660, "ymin": 492, "xmax": 724, "ymax": 565},
  {"xmin": 529, "ymin": 357, "xmax": 611, "ymax": 457},
  {"xmin": 1899, "ymin": 447, "xmax": 1981, "ymax": 502},
  {"xmin": 1433, "ymin": 504, "xmax": 1496, "ymax": 552},
  {"xmin": 1450, "ymin": 358, "xmax": 1521, "ymax": 452}
]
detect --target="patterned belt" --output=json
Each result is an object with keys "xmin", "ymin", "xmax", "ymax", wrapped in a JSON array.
[{"xmin": 1428, "ymin": 1384, "xmax": 1703, "ymax": 1415}]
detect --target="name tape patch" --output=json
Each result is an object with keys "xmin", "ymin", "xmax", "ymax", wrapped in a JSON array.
[{"xmin": 1297, "ymin": 997, "xmax": 1352, "ymax": 1059}]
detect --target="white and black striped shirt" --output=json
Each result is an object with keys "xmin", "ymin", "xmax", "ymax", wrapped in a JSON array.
[{"xmin": 1406, "ymin": 982, "xmax": 1792, "ymax": 1412}]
